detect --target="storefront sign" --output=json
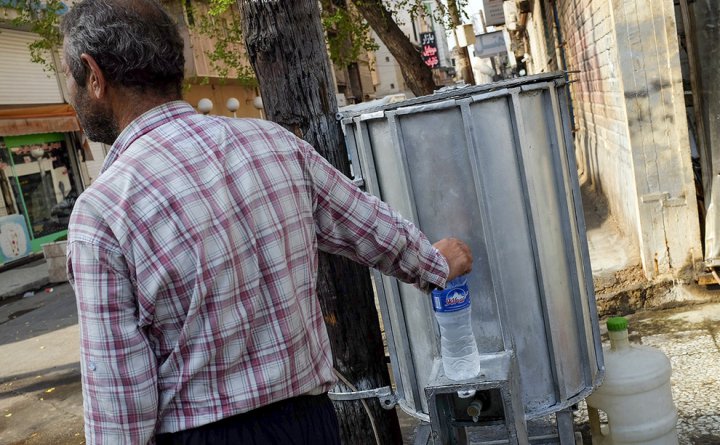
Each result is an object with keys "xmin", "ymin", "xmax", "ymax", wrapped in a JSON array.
[
  {"xmin": 420, "ymin": 32, "xmax": 440, "ymax": 69},
  {"xmin": 483, "ymin": 0, "xmax": 506, "ymax": 26},
  {"xmin": 474, "ymin": 31, "xmax": 507, "ymax": 58}
]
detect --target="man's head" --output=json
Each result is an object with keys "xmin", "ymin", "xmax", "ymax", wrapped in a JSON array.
[{"xmin": 60, "ymin": 0, "xmax": 185, "ymax": 145}]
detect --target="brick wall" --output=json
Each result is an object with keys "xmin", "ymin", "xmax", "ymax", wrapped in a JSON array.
[
  {"xmin": 533, "ymin": 0, "xmax": 702, "ymax": 278},
  {"xmin": 556, "ymin": 0, "xmax": 640, "ymax": 256}
]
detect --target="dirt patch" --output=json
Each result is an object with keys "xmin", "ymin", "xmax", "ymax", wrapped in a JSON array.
[
  {"xmin": 593, "ymin": 265, "xmax": 647, "ymax": 295},
  {"xmin": 595, "ymin": 280, "xmax": 675, "ymax": 317}
]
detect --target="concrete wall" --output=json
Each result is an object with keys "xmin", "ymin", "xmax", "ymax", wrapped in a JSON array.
[
  {"xmin": 524, "ymin": 0, "xmax": 554, "ymax": 74},
  {"xmin": 608, "ymin": 0, "xmax": 701, "ymax": 278},
  {"xmin": 542, "ymin": 0, "xmax": 702, "ymax": 279},
  {"xmin": 372, "ymin": 38, "xmax": 408, "ymax": 97}
]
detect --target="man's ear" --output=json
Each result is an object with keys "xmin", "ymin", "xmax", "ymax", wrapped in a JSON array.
[{"xmin": 80, "ymin": 53, "xmax": 107, "ymax": 99}]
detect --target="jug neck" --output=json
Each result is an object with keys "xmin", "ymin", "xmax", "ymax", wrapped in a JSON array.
[{"xmin": 609, "ymin": 329, "xmax": 630, "ymax": 351}]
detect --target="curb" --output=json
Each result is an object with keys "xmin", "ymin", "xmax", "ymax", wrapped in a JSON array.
[{"xmin": 0, "ymin": 277, "xmax": 51, "ymax": 301}]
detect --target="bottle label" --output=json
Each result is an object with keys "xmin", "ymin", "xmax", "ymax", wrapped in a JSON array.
[{"xmin": 432, "ymin": 280, "xmax": 470, "ymax": 313}]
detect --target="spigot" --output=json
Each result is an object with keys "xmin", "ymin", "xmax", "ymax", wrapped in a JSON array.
[{"xmin": 467, "ymin": 399, "xmax": 484, "ymax": 423}]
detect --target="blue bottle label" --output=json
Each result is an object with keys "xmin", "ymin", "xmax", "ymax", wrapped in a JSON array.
[{"xmin": 432, "ymin": 279, "xmax": 470, "ymax": 313}]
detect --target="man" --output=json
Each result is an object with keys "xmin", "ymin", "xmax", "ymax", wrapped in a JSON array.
[{"xmin": 62, "ymin": 0, "xmax": 473, "ymax": 443}]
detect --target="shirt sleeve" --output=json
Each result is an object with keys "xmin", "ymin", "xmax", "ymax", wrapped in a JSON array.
[
  {"xmin": 67, "ymin": 237, "xmax": 158, "ymax": 445},
  {"xmin": 304, "ymin": 144, "xmax": 449, "ymax": 292}
]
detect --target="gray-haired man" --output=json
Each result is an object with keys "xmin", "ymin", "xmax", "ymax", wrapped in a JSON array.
[{"xmin": 61, "ymin": 1, "xmax": 472, "ymax": 443}]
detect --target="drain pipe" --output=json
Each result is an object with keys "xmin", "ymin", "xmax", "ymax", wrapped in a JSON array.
[{"xmin": 551, "ymin": 0, "xmax": 577, "ymax": 130}]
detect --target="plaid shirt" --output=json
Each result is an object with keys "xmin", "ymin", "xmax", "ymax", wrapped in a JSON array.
[{"xmin": 67, "ymin": 101, "xmax": 448, "ymax": 444}]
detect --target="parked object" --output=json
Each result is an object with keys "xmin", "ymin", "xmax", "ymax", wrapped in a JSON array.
[
  {"xmin": 341, "ymin": 73, "xmax": 602, "ymax": 444},
  {"xmin": 586, "ymin": 317, "xmax": 678, "ymax": 445}
]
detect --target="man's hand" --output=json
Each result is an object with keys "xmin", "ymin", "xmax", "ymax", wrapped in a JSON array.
[{"xmin": 433, "ymin": 237, "xmax": 473, "ymax": 283}]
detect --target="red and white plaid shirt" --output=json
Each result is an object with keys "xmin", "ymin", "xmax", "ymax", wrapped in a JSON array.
[{"xmin": 67, "ymin": 101, "xmax": 448, "ymax": 444}]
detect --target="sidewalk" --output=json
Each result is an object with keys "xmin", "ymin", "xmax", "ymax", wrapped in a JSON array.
[
  {"xmin": 0, "ymin": 258, "xmax": 50, "ymax": 301},
  {"xmin": 0, "ymin": 282, "xmax": 83, "ymax": 445}
]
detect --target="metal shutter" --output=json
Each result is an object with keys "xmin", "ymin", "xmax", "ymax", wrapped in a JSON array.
[{"xmin": 0, "ymin": 29, "xmax": 65, "ymax": 105}]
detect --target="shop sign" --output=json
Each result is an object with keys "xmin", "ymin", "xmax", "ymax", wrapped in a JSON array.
[
  {"xmin": 420, "ymin": 32, "xmax": 440, "ymax": 69},
  {"xmin": 474, "ymin": 31, "xmax": 507, "ymax": 58},
  {"xmin": 483, "ymin": 0, "xmax": 506, "ymax": 26}
]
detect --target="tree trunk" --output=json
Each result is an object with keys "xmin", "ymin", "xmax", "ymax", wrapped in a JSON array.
[
  {"xmin": 447, "ymin": 0, "xmax": 475, "ymax": 85},
  {"xmin": 238, "ymin": 2, "xmax": 403, "ymax": 444},
  {"xmin": 351, "ymin": 0, "xmax": 436, "ymax": 96}
]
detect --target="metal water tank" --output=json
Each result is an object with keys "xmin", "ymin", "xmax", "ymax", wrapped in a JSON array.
[{"xmin": 340, "ymin": 73, "xmax": 604, "ymax": 443}]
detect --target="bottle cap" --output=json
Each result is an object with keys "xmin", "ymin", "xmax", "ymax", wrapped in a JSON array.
[{"xmin": 606, "ymin": 316, "xmax": 628, "ymax": 332}]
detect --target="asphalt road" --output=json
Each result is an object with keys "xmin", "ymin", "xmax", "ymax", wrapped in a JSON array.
[{"xmin": 0, "ymin": 282, "xmax": 84, "ymax": 445}]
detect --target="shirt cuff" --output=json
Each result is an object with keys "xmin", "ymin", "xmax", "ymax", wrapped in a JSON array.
[{"xmin": 419, "ymin": 247, "xmax": 449, "ymax": 293}]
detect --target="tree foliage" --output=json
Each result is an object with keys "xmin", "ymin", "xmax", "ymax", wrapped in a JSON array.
[
  {"xmin": 3, "ymin": 0, "xmax": 467, "ymax": 92},
  {"xmin": 321, "ymin": 0, "xmax": 378, "ymax": 67},
  {"xmin": 183, "ymin": 1, "xmax": 256, "ymax": 86}
]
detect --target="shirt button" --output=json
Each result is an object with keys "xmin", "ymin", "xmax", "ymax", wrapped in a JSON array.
[{"xmin": 88, "ymin": 362, "xmax": 97, "ymax": 371}]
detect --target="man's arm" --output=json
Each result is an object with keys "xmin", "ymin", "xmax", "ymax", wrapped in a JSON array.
[
  {"xmin": 304, "ymin": 144, "xmax": 472, "ymax": 290},
  {"xmin": 68, "ymin": 239, "xmax": 158, "ymax": 444}
]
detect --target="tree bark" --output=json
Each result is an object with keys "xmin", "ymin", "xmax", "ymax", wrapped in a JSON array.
[
  {"xmin": 351, "ymin": 0, "xmax": 436, "ymax": 96},
  {"xmin": 238, "ymin": 2, "xmax": 403, "ymax": 444}
]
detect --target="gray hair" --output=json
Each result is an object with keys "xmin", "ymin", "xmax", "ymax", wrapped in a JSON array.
[{"xmin": 60, "ymin": 0, "xmax": 185, "ymax": 97}]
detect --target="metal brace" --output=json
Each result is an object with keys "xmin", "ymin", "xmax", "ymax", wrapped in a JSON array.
[{"xmin": 327, "ymin": 386, "xmax": 398, "ymax": 410}]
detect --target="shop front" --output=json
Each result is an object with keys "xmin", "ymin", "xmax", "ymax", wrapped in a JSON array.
[
  {"xmin": 0, "ymin": 26, "xmax": 103, "ymax": 267},
  {"xmin": 0, "ymin": 106, "xmax": 87, "ymax": 266}
]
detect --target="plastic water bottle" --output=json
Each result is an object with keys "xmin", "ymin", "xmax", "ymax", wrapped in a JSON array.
[
  {"xmin": 432, "ymin": 276, "xmax": 481, "ymax": 390},
  {"xmin": 586, "ymin": 317, "xmax": 678, "ymax": 444}
]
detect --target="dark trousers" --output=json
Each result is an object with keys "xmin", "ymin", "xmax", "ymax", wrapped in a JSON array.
[{"xmin": 156, "ymin": 394, "xmax": 341, "ymax": 445}]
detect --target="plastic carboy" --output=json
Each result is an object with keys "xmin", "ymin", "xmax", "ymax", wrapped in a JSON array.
[
  {"xmin": 431, "ymin": 276, "xmax": 481, "ymax": 383},
  {"xmin": 586, "ymin": 316, "xmax": 678, "ymax": 445}
]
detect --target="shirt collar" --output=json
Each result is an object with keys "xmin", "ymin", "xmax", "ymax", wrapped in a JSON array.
[{"xmin": 100, "ymin": 100, "xmax": 198, "ymax": 173}]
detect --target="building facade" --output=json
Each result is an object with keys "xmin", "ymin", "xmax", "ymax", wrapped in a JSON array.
[
  {"xmin": 0, "ymin": 26, "xmax": 103, "ymax": 266},
  {"xmin": 514, "ymin": 0, "xmax": 703, "ymax": 281}
]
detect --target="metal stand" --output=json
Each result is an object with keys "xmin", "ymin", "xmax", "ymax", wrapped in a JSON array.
[
  {"xmin": 415, "ymin": 423, "xmax": 433, "ymax": 445},
  {"xmin": 555, "ymin": 409, "xmax": 576, "ymax": 444},
  {"xmin": 424, "ymin": 351, "xmax": 529, "ymax": 445},
  {"xmin": 422, "ymin": 352, "xmax": 579, "ymax": 445}
]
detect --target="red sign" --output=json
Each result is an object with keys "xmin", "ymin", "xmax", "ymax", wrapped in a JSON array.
[{"xmin": 420, "ymin": 32, "xmax": 440, "ymax": 69}]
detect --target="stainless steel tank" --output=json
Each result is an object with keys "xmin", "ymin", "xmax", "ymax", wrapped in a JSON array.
[{"xmin": 340, "ymin": 73, "xmax": 603, "ymax": 440}]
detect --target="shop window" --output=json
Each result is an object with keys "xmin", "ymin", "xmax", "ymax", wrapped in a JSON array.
[{"xmin": 1, "ymin": 134, "xmax": 80, "ymax": 243}]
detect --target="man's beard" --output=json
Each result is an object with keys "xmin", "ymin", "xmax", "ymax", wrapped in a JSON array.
[{"xmin": 73, "ymin": 88, "xmax": 120, "ymax": 146}]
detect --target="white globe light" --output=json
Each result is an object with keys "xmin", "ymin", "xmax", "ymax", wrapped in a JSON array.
[
  {"xmin": 226, "ymin": 97, "xmax": 240, "ymax": 112},
  {"xmin": 252, "ymin": 96, "xmax": 263, "ymax": 110},
  {"xmin": 197, "ymin": 98, "xmax": 213, "ymax": 114},
  {"xmin": 30, "ymin": 147, "xmax": 45, "ymax": 159}
]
